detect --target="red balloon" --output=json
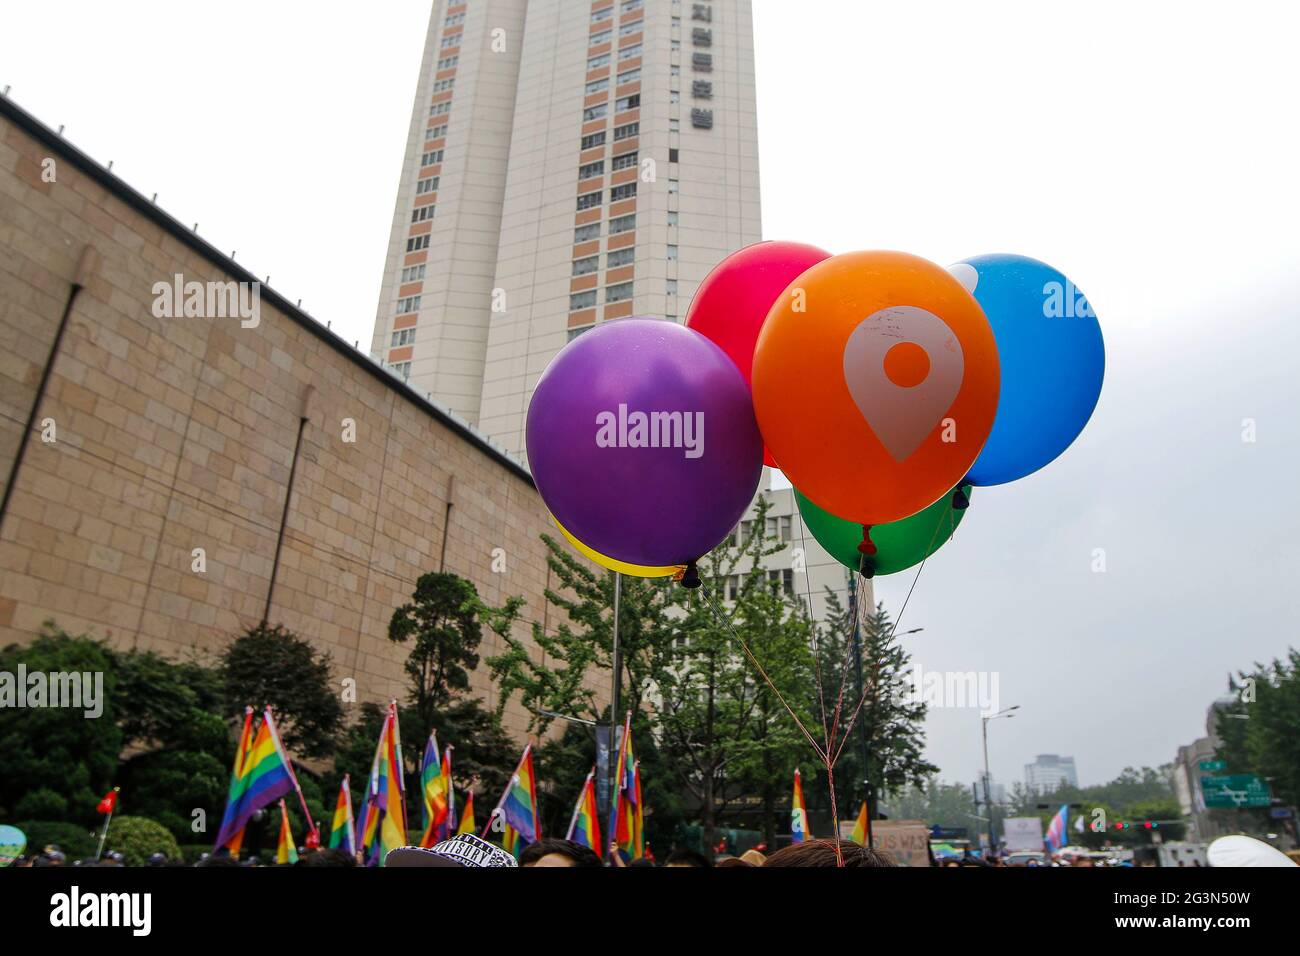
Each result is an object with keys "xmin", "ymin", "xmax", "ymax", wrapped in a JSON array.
[{"xmin": 686, "ymin": 241, "xmax": 832, "ymax": 467}]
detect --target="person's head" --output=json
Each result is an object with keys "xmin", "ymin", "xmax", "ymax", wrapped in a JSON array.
[
  {"xmin": 764, "ymin": 839, "xmax": 897, "ymax": 868},
  {"xmin": 664, "ymin": 849, "xmax": 713, "ymax": 868},
  {"xmin": 628, "ymin": 857, "xmax": 657, "ymax": 867},
  {"xmin": 195, "ymin": 854, "xmax": 243, "ymax": 867},
  {"xmin": 520, "ymin": 838, "xmax": 603, "ymax": 868},
  {"xmin": 715, "ymin": 856, "xmax": 754, "ymax": 867},
  {"xmin": 739, "ymin": 849, "xmax": 767, "ymax": 867}
]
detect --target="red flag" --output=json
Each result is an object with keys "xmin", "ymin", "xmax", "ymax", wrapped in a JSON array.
[{"xmin": 96, "ymin": 789, "xmax": 118, "ymax": 815}]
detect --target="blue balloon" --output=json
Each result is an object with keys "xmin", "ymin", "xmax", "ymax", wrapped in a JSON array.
[{"xmin": 952, "ymin": 254, "xmax": 1104, "ymax": 486}]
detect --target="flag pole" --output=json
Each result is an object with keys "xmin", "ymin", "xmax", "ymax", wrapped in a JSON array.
[
  {"xmin": 445, "ymin": 744, "xmax": 456, "ymax": 837},
  {"xmin": 94, "ymin": 787, "xmax": 119, "ymax": 860}
]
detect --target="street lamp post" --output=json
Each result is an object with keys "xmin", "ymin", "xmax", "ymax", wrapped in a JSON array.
[{"xmin": 981, "ymin": 705, "xmax": 1019, "ymax": 857}]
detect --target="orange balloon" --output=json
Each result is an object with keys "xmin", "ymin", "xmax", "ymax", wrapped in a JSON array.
[{"xmin": 752, "ymin": 251, "xmax": 1000, "ymax": 525}]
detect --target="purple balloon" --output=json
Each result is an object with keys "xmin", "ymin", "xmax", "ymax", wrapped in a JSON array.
[{"xmin": 527, "ymin": 318, "xmax": 764, "ymax": 567}]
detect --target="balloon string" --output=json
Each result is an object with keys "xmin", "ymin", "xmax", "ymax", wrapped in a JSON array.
[
  {"xmin": 830, "ymin": 502, "xmax": 953, "ymax": 767},
  {"xmin": 701, "ymin": 587, "xmax": 828, "ymax": 763}
]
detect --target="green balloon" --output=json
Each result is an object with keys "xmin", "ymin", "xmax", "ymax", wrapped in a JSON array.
[{"xmin": 794, "ymin": 484, "xmax": 973, "ymax": 576}]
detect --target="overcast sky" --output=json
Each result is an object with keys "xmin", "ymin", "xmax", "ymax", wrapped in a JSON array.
[{"xmin": 4, "ymin": 1, "xmax": 1298, "ymax": 793}]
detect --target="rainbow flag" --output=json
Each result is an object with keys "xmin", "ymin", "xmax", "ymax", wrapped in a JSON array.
[
  {"xmin": 611, "ymin": 713, "xmax": 644, "ymax": 861},
  {"xmin": 328, "ymin": 775, "xmax": 356, "ymax": 855},
  {"xmin": 419, "ymin": 732, "xmax": 451, "ymax": 847},
  {"xmin": 1045, "ymin": 804, "xmax": 1069, "ymax": 852},
  {"xmin": 359, "ymin": 703, "xmax": 408, "ymax": 867},
  {"xmin": 791, "ymin": 768, "xmax": 811, "ymax": 843},
  {"xmin": 216, "ymin": 707, "xmax": 255, "ymax": 857},
  {"xmin": 486, "ymin": 743, "xmax": 539, "ymax": 857},
  {"xmin": 456, "ymin": 789, "xmax": 476, "ymax": 836},
  {"xmin": 276, "ymin": 799, "xmax": 299, "ymax": 864},
  {"xmin": 213, "ymin": 708, "xmax": 297, "ymax": 853},
  {"xmin": 850, "ymin": 801, "xmax": 868, "ymax": 846},
  {"xmin": 566, "ymin": 768, "xmax": 602, "ymax": 857}
]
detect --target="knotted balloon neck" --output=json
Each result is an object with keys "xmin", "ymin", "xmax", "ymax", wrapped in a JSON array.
[
  {"xmin": 953, "ymin": 487, "xmax": 970, "ymax": 511},
  {"xmin": 857, "ymin": 525, "xmax": 878, "ymax": 557},
  {"xmin": 680, "ymin": 561, "xmax": 702, "ymax": 590}
]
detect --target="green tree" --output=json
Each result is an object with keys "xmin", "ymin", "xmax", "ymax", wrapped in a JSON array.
[
  {"xmin": 220, "ymin": 623, "xmax": 343, "ymax": 759},
  {"xmin": 1217, "ymin": 651, "xmax": 1300, "ymax": 809}
]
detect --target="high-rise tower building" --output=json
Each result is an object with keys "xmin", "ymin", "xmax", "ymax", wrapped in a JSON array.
[{"xmin": 371, "ymin": 0, "xmax": 761, "ymax": 456}]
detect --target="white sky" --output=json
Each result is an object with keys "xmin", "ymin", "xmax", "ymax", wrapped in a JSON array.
[{"xmin": 4, "ymin": 1, "xmax": 1299, "ymax": 793}]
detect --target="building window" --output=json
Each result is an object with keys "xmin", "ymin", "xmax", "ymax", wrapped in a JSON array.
[
  {"xmin": 577, "ymin": 190, "xmax": 603, "ymax": 211},
  {"xmin": 586, "ymin": 77, "xmax": 610, "ymax": 95},
  {"xmin": 391, "ymin": 361, "xmax": 412, "ymax": 380},
  {"xmin": 568, "ymin": 325, "xmax": 595, "ymax": 341},
  {"xmin": 417, "ymin": 176, "xmax": 440, "ymax": 194},
  {"xmin": 432, "ymin": 78, "xmax": 456, "ymax": 93},
  {"xmin": 578, "ymin": 160, "xmax": 606, "ymax": 180},
  {"xmin": 592, "ymin": 8, "xmax": 612, "ymax": 23},
  {"xmin": 406, "ymin": 234, "xmax": 431, "ymax": 252},
  {"xmin": 391, "ymin": 328, "xmax": 417, "ymax": 347},
  {"xmin": 396, "ymin": 295, "xmax": 422, "ymax": 314},
  {"xmin": 666, "ymin": 280, "xmax": 678, "ymax": 295},
  {"xmin": 584, "ymin": 103, "xmax": 608, "ymax": 121},
  {"xmin": 400, "ymin": 264, "xmax": 427, "ymax": 282},
  {"xmin": 575, "ymin": 222, "xmax": 602, "ymax": 243},
  {"xmin": 607, "ymin": 247, "xmax": 635, "ymax": 269},
  {"xmin": 411, "ymin": 205, "xmax": 436, "ymax": 223},
  {"xmin": 619, "ymin": 22, "xmax": 642, "ymax": 37},
  {"xmin": 667, "ymin": 210, "xmax": 679, "ymax": 226},
  {"xmin": 669, "ymin": 147, "xmax": 679, "ymax": 163},
  {"xmin": 622, "ymin": 0, "xmax": 644, "ymax": 11},
  {"xmin": 570, "ymin": 290, "xmax": 598, "ymax": 311},
  {"xmin": 611, "ymin": 151, "xmax": 638, "ymax": 171},
  {"xmin": 606, "ymin": 281, "xmax": 634, "ymax": 303},
  {"xmin": 590, "ymin": 29, "xmax": 612, "ymax": 46},
  {"xmin": 572, "ymin": 255, "xmax": 600, "ymax": 276},
  {"xmin": 445, "ymin": 12, "xmax": 465, "ymax": 26},
  {"xmin": 670, "ymin": 91, "xmax": 680, "ymax": 104},
  {"xmin": 440, "ymin": 35, "xmax": 459, "ymax": 49},
  {"xmin": 667, "ymin": 244, "xmax": 678, "ymax": 261},
  {"xmin": 617, "ymin": 68, "xmax": 641, "ymax": 84},
  {"xmin": 614, "ymin": 122, "xmax": 639, "ymax": 140},
  {"xmin": 426, "ymin": 123, "xmax": 448, "ymax": 140},
  {"xmin": 436, "ymin": 55, "xmax": 459, "ymax": 70},
  {"xmin": 609, "ymin": 213, "xmax": 636, "ymax": 234},
  {"xmin": 610, "ymin": 182, "xmax": 637, "ymax": 202},
  {"xmin": 588, "ymin": 53, "xmax": 611, "ymax": 69},
  {"xmin": 619, "ymin": 44, "xmax": 642, "ymax": 61},
  {"xmin": 668, "ymin": 179, "xmax": 679, "ymax": 194},
  {"xmin": 422, "ymin": 149, "xmax": 444, "ymax": 166},
  {"xmin": 616, "ymin": 94, "xmax": 641, "ymax": 112},
  {"xmin": 768, "ymin": 569, "xmax": 795, "ymax": 596},
  {"xmin": 430, "ymin": 101, "xmax": 451, "ymax": 116},
  {"xmin": 581, "ymin": 132, "xmax": 607, "ymax": 151}
]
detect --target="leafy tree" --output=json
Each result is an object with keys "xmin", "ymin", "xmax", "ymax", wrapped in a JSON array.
[
  {"xmin": 220, "ymin": 623, "xmax": 343, "ymax": 759},
  {"xmin": 106, "ymin": 815, "xmax": 182, "ymax": 866},
  {"xmin": 1216, "ymin": 650, "xmax": 1300, "ymax": 809},
  {"xmin": 0, "ymin": 626, "xmax": 121, "ymax": 824}
]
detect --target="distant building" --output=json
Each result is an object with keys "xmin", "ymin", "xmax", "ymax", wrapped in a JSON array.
[
  {"xmin": 1024, "ymin": 754, "xmax": 1079, "ymax": 794},
  {"xmin": 1171, "ymin": 693, "xmax": 1245, "ymax": 843},
  {"xmin": 978, "ymin": 771, "xmax": 1007, "ymax": 806}
]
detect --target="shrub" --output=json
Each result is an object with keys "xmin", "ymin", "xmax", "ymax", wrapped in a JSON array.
[
  {"xmin": 104, "ymin": 816, "xmax": 181, "ymax": 867},
  {"xmin": 12, "ymin": 787, "xmax": 69, "ymax": 821},
  {"xmin": 13, "ymin": 820, "xmax": 99, "ymax": 860}
]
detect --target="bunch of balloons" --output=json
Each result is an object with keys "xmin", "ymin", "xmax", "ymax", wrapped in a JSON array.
[{"xmin": 526, "ymin": 242, "xmax": 1104, "ymax": 583}]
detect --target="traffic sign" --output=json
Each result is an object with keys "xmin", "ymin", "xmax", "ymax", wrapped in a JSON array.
[
  {"xmin": 1200, "ymin": 774, "xmax": 1271, "ymax": 808},
  {"xmin": 1198, "ymin": 760, "xmax": 1226, "ymax": 772}
]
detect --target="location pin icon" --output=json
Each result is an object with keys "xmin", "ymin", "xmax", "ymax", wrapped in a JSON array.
[{"xmin": 842, "ymin": 306, "xmax": 966, "ymax": 462}]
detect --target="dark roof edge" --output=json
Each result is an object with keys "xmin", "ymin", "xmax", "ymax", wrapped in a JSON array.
[{"xmin": 0, "ymin": 94, "xmax": 535, "ymax": 487}]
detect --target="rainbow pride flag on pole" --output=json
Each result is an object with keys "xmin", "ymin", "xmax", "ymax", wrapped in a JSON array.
[
  {"xmin": 216, "ymin": 707, "xmax": 255, "ymax": 858},
  {"xmin": 419, "ymin": 731, "xmax": 451, "ymax": 847},
  {"xmin": 611, "ymin": 712, "xmax": 644, "ymax": 861},
  {"xmin": 791, "ymin": 768, "xmax": 812, "ymax": 843},
  {"xmin": 1045, "ymin": 804, "xmax": 1069, "ymax": 853},
  {"xmin": 359, "ymin": 702, "xmax": 408, "ymax": 867},
  {"xmin": 485, "ymin": 743, "xmax": 539, "ymax": 858},
  {"xmin": 328, "ymin": 775, "xmax": 356, "ymax": 856},
  {"xmin": 275, "ymin": 799, "xmax": 299, "ymax": 865},
  {"xmin": 456, "ymin": 788, "xmax": 476, "ymax": 836},
  {"xmin": 213, "ymin": 708, "xmax": 297, "ymax": 853},
  {"xmin": 566, "ymin": 768, "xmax": 602, "ymax": 857},
  {"xmin": 849, "ymin": 801, "xmax": 868, "ymax": 846}
]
